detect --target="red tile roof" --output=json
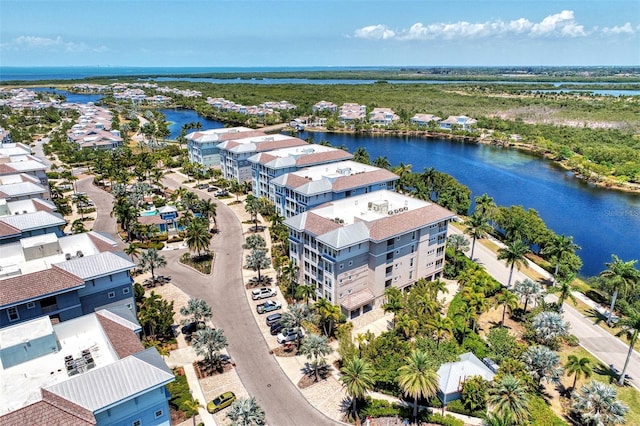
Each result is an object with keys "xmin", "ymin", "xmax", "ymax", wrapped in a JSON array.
[
  {"xmin": 0, "ymin": 266, "xmax": 84, "ymax": 307},
  {"xmin": 255, "ymin": 138, "xmax": 307, "ymax": 152},
  {"xmin": 304, "ymin": 213, "xmax": 341, "ymax": 236},
  {"xmin": 296, "ymin": 150, "xmax": 353, "ymax": 166},
  {"xmin": 0, "ymin": 399, "xmax": 95, "ymax": 426},
  {"xmin": 87, "ymin": 233, "xmax": 117, "ymax": 252},
  {"xmin": 96, "ymin": 314, "xmax": 144, "ymax": 359},
  {"xmin": 0, "ymin": 221, "xmax": 20, "ymax": 238},
  {"xmin": 331, "ymin": 169, "xmax": 398, "ymax": 191},
  {"xmin": 367, "ymin": 203, "xmax": 455, "ymax": 241}
]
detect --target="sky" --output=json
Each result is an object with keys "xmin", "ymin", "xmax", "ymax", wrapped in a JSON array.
[{"xmin": 1, "ymin": 0, "xmax": 639, "ymax": 67}]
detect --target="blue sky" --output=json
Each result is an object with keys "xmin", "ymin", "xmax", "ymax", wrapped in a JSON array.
[{"xmin": 1, "ymin": 0, "xmax": 638, "ymax": 67}]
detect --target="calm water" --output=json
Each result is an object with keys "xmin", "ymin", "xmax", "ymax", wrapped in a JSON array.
[
  {"xmin": 23, "ymin": 89, "xmax": 640, "ymax": 276},
  {"xmin": 298, "ymin": 131, "xmax": 640, "ymax": 277},
  {"xmin": 31, "ymin": 87, "xmax": 105, "ymax": 104}
]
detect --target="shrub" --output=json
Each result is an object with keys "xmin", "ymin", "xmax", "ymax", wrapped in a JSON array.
[
  {"xmin": 136, "ymin": 241, "xmax": 164, "ymax": 250},
  {"xmin": 529, "ymin": 395, "xmax": 568, "ymax": 425},
  {"xmin": 360, "ymin": 397, "xmax": 401, "ymax": 418},
  {"xmin": 152, "ymin": 234, "xmax": 169, "ymax": 242},
  {"xmin": 425, "ymin": 412, "xmax": 465, "ymax": 426},
  {"xmin": 46, "ymin": 171, "xmax": 60, "ymax": 179},
  {"xmin": 166, "ymin": 369, "xmax": 198, "ymax": 417},
  {"xmin": 564, "ymin": 334, "xmax": 580, "ymax": 347},
  {"xmin": 586, "ymin": 289, "xmax": 607, "ymax": 305},
  {"xmin": 446, "ymin": 399, "xmax": 485, "ymax": 418},
  {"xmin": 428, "ymin": 396, "xmax": 443, "ymax": 408},
  {"xmin": 168, "ymin": 236, "xmax": 184, "ymax": 243}
]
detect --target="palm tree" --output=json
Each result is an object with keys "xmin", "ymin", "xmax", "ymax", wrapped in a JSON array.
[
  {"xmin": 482, "ymin": 411, "xmax": 514, "ymax": 426},
  {"xmin": 245, "ymin": 249, "xmax": 271, "ymax": 282},
  {"xmin": 565, "ymin": 355, "xmax": 592, "ymax": 391},
  {"xmin": 395, "ymin": 313, "xmax": 419, "ymax": 339},
  {"xmin": 226, "ymin": 397, "xmax": 266, "ymax": 426},
  {"xmin": 599, "ymin": 255, "xmax": 639, "ymax": 326},
  {"xmin": 280, "ymin": 303, "xmax": 315, "ymax": 349},
  {"xmin": 180, "ymin": 298, "xmax": 212, "ymax": 328},
  {"xmin": 192, "ymin": 326, "xmax": 228, "ymax": 371},
  {"xmin": 487, "ymin": 374, "xmax": 529, "ymax": 425},
  {"xmin": 429, "ymin": 315, "xmax": 454, "ymax": 348},
  {"xmin": 615, "ymin": 310, "xmax": 640, "ymax": 386},
  {"xmin": 111, "ymin": 197, "xmax": 138, "ymax": 241},
  {"xmin": 497, "ymin": 240, "xmax": 530, "ymax": 289},
  {"xmin": 522, "ymin": 345, "xmax": 564, "ymax": 386},
  {"xmin": 474, "ymin": 193, "xmax": 496, "ymax": 219},
  {"xmin": 571, "ymin": 381, "xmax": 628, "ymax": 426},
  {"xmin": 542, "ymin": 234, "xmax": 581, "ymax": 283},
  {"xmin": 182, "ymin": 398, "xmax": 202, "ymax": 426},
  {"xmin": 397, "ymin": 349, "xmax": 439, "ymax": 421},
  {"xmin": 299, "ymin": 333, "xmax": 332, "ymax": 381},
  {"xmin": 281, "ymin": 259, "xmax": 299, "ymax": 298},
  {"xmin": 185, "ymin": 218, "xmax": 211, "ymax": 257},
  {"xmin": 532, "ymin": 311, "xmax": 569, "ymax": 347},
  {"xmin": 495, "ymin": 290, "xmax": 519, "ymax": 327},
  {"xmin": 124, "ymin": 244, "xmax": 141, "ymax": 262},
  {"xmin": 138, "ymin": 248, "xmax": 167, "ymax": 283},
  {"xmin": 455, "ymin": 303, "xmax": 476, "ymax": 345},
  {"xmin": 465, "ymin": 213, "xmax": 491, "ymax": 260},
  {"xmin": 340, "ymin": 357, "xmax": 375, "ymax": 424},
  {"xmin": 372, "ymin": 156, "xmax": 391, "ymax": 169},
  {"xmin": 197, "ymin": 198, "xmax": 217, "ymax": 227},
  {"xmin": 71, "ymin": 218, "xmax": 87, "ymax": 234},
  {"xmin": 447, "ymin": 233, "xmax": 470, "ymax": 255},
  {"xmin": 513, "ymin": 279, "xmax": 543, "ymax": 313},
  {"xmin": 548, "ymin": 274, "xmax": 578, "ymax": 309},
  {"xmin": 73, "ymin": 193, "xmax": 90, "ymax": 220},
  {"xmin": 382, "ymin": 287, "xmax": 404, "ymax": 326},
  {"xmin": 243, "ymin": 234, "xmax": 266, "ymax": 251},
  {"xmin": 314, "ymin": 298, "xmax": 341, "ymax": 337},
  {"xmin": 245, "ymin": 195, "xmax": 262, "ymax": 232},
  {"xmin": 295, "ymin": 284, "xmax": 315, "ymax": 305}
]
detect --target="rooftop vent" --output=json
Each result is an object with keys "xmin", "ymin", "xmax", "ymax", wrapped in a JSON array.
[
  {"xmin": 65, "ymin": 253, "xmax": 71, "ymax": 260},
  {"xmin": 76, "ymin": 250, "xmax": 84, "ymax": 258}
]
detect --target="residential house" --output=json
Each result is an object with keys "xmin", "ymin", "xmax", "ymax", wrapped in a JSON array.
[
  {"xmin": 439, "ymin": 115, "xmax": 477, "ymax": 131},
  {"xmin": 0, "ymin": 173, "xmax": 50, "ymax": 201},
  {"xmin": 218, "ymin": 134, "xmax": 308, "ymax": 183},
  {"xmin": 271, "ymin": 161, "xmax": 398, "ymax": 218},
  {"xmin": 248, "ymin": 145, "xmax": 353, "ymax": 200},
  {"xmin": 0, "ymin": 210, "xmax": 66, "ymax": 244},
  {"xmin": 285, "ymin": 190, "xmax": 455, "ymax": 319},
  {"xmin": 437, "ymin": 352, "xmax": 496, "ymax": 406},
  {"xmin": 0, "ymin": 154, "xmax": 49, "ymax": 193},
  {"xmin": 410, "ymin": 113, "xmax": 441, "ymax": 127},
  {"xmin": 312, "ymin": 101, "xmax": 338, "ymax": 113},
  {"xmin": 0, "ymin": 311, "xmax": 174, "ymax": 426},
  {"xmin": 339, "ymin": 103, "xmax": 367, "ymax": 124},
  {"xmin": 369, "ymin": 108, "xmax": 400, "ymax": 126}
]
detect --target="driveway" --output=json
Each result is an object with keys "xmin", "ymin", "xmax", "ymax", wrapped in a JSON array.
[
  {"xmin": 76, "ymin": 176, "xmax": 125, "ymax": 250},
  {"xmin": 450, "ymin": 227, "xmax": 640, "ymax": 388}
]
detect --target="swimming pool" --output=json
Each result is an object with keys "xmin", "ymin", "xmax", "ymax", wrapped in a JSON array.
[{"xmin": 140, "ymin": 209, "xmax": 159, "ymax": 217}]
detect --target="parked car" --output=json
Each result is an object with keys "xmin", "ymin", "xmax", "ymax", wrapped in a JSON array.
[
  {"xmin": 215, "ymin": 190, "xmax": 229, "ymax": 197},
  {"xmin": 198, "ymin": 183, "xmax": 209, "ymax": 189},
  {"xmin": 251, "ymin": 287, "xmax": 277, "ymax": 300},
  {"xmin": 207, "ymin": 391, "xmax": 236, "ymax": 413},
  {"xmin": 207, "ymin": 186, "xmax": 219, "ymax": 192},
  {"xmin": 277, "ymin": 328, "xmax": 303, "ymax": 344},
  {"xmin": 265, "ymin": 313, "xmax": 282, "ymax": 326},
  {"xmin": 256, "ymin": 300, "xmax": 281, "ymax": 314},
  {"xmin": 270, "ymin": 322, "xmax": 284, "ymax": 335}
]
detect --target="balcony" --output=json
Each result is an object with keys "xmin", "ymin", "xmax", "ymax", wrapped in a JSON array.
[{"xmin": 41, "ymin": 303, "xmax": 59, "ymax": 314}]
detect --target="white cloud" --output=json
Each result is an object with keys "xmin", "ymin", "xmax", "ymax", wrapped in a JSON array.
[
  {"xmin": 352, "ymin": 10, "xmax": 637, "ymax": 41},
  {"xmin": 353, "ymin": 24, "xmax": 395, "ymax": 40},
  {"xmin": 601, "ymin": 23, "xmax": 637, "ymax": 35},
  {"xmin": 2, "ymin": 35, "xmax": 107, "ymax": 53}
]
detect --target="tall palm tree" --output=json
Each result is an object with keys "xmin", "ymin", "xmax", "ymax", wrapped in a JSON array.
[
  {"xmin": 280, "ymin": 303, "xmax": 315, "ymax": 349},
  {"xmin": 340, "ymin": 357, "xmax": 375, "ymax": 424},
  {"xmin": 185, "ymin": 218, "xmax": 211, "ymax": 257},
  {"xmin": 281, "ymin": 260, "xmax": 299, "ymax": 297},
  {"xmin": 542, "ymin": 234, "xmax": 581, "ymax": 283},
  {"xmin": 474, "ymin": 193, "xmax": 496, "ymax": 219},
  {"xmin": 192, "ymin": 326, "xmax": 228, "ymax": 370},
  {"xmin": 226, "ymin": 397, "xmax": 266, "ymax": 426},
  {"xmin": 111, "ymin": 197, "xmax": 138, "ymax": 241},
  {"xmin": 382, "ymin": 287, "xmax": 404, "ymax": 325},
  {"xmin": 180, "ymin": 298, "xmax": 212, "ymax": 328},
  {"xmin": 197, "ymin": 198, "xmax": 217, "ymax": 227},
  {"xmin": 513, "ymin": 279, "xmax": 543, "ymax": 313},
  {"xmin": 571, "ymin": 381, "xmax": 628, "ymax": 426},
  {"xmin": 299, "ymin": 333, "xmax": 332, "ymax": 381},
  {"xmin": 548, "ymin": 274, "xmax": 578, "ymax": 309},
  {"xmin": 395, "ymin": 313, "xmax": 419, "ymax": 339},
  {"xmin": 495, "ymin": 290, "xmax": 519, "ymax": 327},
  {"xmin": 314, "ymin": 298, "xmax": 341, "ymax": 337},
  {"xmin": 487, "ymin": 374, "xmax": 529, "ymax": 425},
  {"xmin": 429, "ymin": 315, "xmax": 454, "ymax": 348},
  {"xmin": 465, "ymin": 213, "xmax": 491, "ymax": 260},
  {"xmin": 138, "ymin": 248, "xmax": 167, "ymax": 283},
  {"xmin": 295, "ymin": 284, "xmax": 315, "ymax": 305},
  {"xmin": 397, "ymin": 349, "xmax": 439, "ymax": 421},
  {"xmin": 245, "ymin": 249, "xmax": 270, "ymax": 282},
  {"xmin": 372, "ymin": 156, "xmax": 391, "ymax": 169},
  {"xmin": 522, "ymin": 345, "xmax": 563, "ymax": 386},
  {"xmin": 599, "ymin": 255, "xmax": 639, "ymax": 326},
  {"xmin": 615, "ymin": 310, "xmax": 640, "ymax": 386},
  {"xmin": 565, "ymin": 355, "xmax": 592, "ymax": 390},
  {"xmin": 497, "ymin": 240, "xmax": 530, "ymax": 289},
  {"xmin": 124, "ymin": 244, "xmax": 141, "ymax": 262}
]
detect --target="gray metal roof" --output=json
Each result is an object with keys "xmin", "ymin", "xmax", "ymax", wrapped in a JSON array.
[
  {"xmin": 295, "ymin": 179, "xmax": 332, "ymax": 196},
  {"xmin": 437, "ymin": 352, "xmax": 495, "ymax": 395},
  {"xmin": 55, "ymin": 251, "xmax": 135, "ymax": 279},
  {"xmin": 316, "ymin": 221, "xmax": 370, "ymax": 248},
  {"xmin": 0, "ymin": 182, "xmax": 46, "ymax": 196},
  {"xmin": 97, "ymin": 306, "xmax": 141, "ymax": 332},
  {"xmin": 284, "ymin": 212, "xmax": 308, "ymax": 231},
  {"xmin": 45, "ymin": 348, "xmax": 174, "ymax": 413},
  {"xmin": 0, "ymin": 211, "xmax": 65, "ymax": 231}
]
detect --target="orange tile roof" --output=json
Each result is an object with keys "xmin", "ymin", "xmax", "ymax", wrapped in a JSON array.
[
  {"xmin": 304, "ymin": 212, "xmax": 341, "ymax": 236},
  {"xmin": 367, "ymin": 204, "xmax": 454, "ymax": 241},
  {"xmin": 0, "ymin": 399, "xmax": 95, "ymax": 426},
  {"xmin": 96, "ymin": 314, "xmax": 144, "ymax": 359},
  {"xmin": 331, "ymin": 169, "xmax": 398, "ymax": 191},
  {"xmin": 295, "ymin": 150, "xmax": 353, "ymax": 166},
  {"xmin": 0, "ymin": 221, "xmax": 20, "ymax": 238}
]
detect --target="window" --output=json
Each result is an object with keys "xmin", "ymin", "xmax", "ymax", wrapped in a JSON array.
[
  {"xmin": 154, "ymin": 410, "xmax": 163, "ymax": 419},
  {"xmin": 108, "ymin": 291, "xmax": 116, "ymax": 299},
  {"xmin": 409, "ymin": 271, "xmax": 413, "ymax": 280},
  {"xmin": 339, "ymin": 264, "xmax": 344, "ymax": 270},
  {"xmin": 122, "ymin": 287, "xmax": 130, "ymax": 295},
  {"xmin": 385, "ymin": 279, "xmax": 392, "ymax": 287},
  {"xmin": 7, "ymin": 306, "xmax": 19, "ymax": 321},
  {"xmin": 410, "ymin": 258, "xmax": 414, "ymax": 267},
  {"xmin": 26, "ymin": 302, "xmax": 36, "ymax": 309},
  {"xmin": 348, "ymin": 260, "xmax": 353, "ymax": 266},
  {"xmin": 132, "ymin": 420, "xmax": 141, "ymax": 426}
]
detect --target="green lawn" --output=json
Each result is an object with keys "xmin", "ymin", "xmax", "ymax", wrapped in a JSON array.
[{"xmin": 559, "ymin": 346, "xmax": 640, "ymax": 425}]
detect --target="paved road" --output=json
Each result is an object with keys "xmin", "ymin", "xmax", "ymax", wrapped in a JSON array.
[
  {"xmin": 160, "ymin": 175, "xmax": 339, "ymax": 426},
  {"xmin": 76, "ymin": 177, "xmax": 125, "ymax": 250},
  {"xmin": 450, "ymin": 227, "xmax": 640, "ymax": 387}
]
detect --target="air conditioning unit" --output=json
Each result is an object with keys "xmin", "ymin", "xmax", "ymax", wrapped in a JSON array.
[
  {"xmin": 65, "ymin": 253, "xmax": 71, "ymax": 260},
  {"xmin": 76, "ymin": 250, "xmax": 84, "ymax": 258}
]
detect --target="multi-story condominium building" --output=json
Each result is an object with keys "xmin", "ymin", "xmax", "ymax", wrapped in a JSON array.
[
  {"xmin": 285, "ymin": 190, "xmax": 455, "ymax": 319},
  {"xmin": 0, "ymin": 210, "xmax": 66, "ymax": 244},
  {"xmin": 218, "ymin": 134, "xmax": 308, "ymax": 183},
  {"xmin": 186, "ymin": 126, "xmax": 263, "ymax": 168},
  {"xmin": 248, "ymin": 144, "xmax": 353, "ymax": 200},
  {"xmin": 0, "ymin": 152, "xmax": 49, "ymax": 191},
  {"xmin": 0, "ymin": 231, "xmax": 135, "ymax": 328},
  {"xmin": 0, "ymin": 173, "xmax": 50, "ymax": 201},
  {"xmin": 369, "ymin": 108, "xmax": 400, "ymax": 126},
  {"xmin": 271, "ymin": 161, "xmax": 399, "ymax": 218},
  {"xmin": 0, "ymin": 310, "xmax": 174, "ymax": 425}
]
